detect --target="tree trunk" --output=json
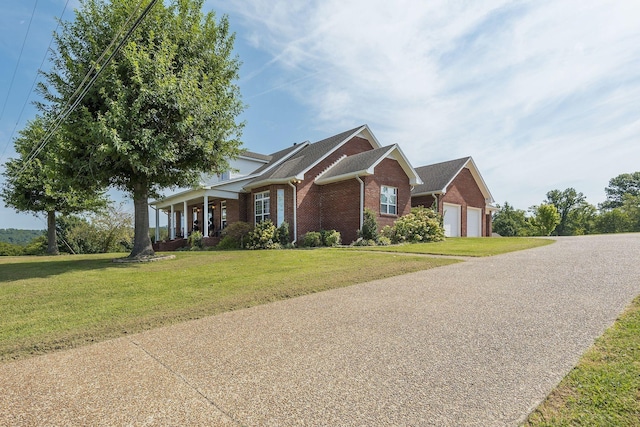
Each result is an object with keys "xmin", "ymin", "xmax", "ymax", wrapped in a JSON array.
[
  {"xmin": 129, "ymin": 180, "xmax": 155, "ymax": 258},
  {"xmin": 46, "ymin": 210, "xmax": 59, "ymax": 255}
]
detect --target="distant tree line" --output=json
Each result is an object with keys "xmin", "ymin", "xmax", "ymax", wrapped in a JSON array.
[
  {"xmin": 0, "ymin": 229, "xmax": 45, "ymax": 245},
  {"xmin": 0, "ymin": 203, "xmax": 134, "ymax": 256},
  {"xmin": 493, "ymin": 172, "xmax": 640, "ymax": 237}
]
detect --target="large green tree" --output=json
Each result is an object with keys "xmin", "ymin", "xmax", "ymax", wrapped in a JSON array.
[
  {"xmin": 544, "ymin": 188, "xmax": 590, "ymax": 236},
  {"xmin": 40, "ymin": 0, "xmax": 244, "ymax": 258},
  {"xmin": 1, "ymin": 117, "xmax": 106, "ymax": 254},
  {"xmin": 492, "ymin": 202, "xmax": 532, "ymax": 236},
  {"xmin": 530, "ymin": 204, "xmax": 561, "ymax": 236},
  {"xmin": 601, "ymin": 172, "xmax": 640, "ymax": 210}
]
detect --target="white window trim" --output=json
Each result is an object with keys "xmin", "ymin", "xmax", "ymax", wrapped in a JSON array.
[
  {"xmin": 221, "ymin": 200, "xmax": 227, "ymax": 230},
  {"xmin": 380, "ymin": 185, "xmax": 398, "ymax": 215},
  {"xmin": 254, "ymin": 191, "xmax": 271, "ymax": 224}
]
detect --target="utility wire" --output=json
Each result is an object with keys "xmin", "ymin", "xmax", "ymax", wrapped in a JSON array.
[
  {"xmin": 19, "ymin": 0, "xmax": 159, "ymax": 173},
  {"xmin": 0, "ymin": 0, "xmax": 39, "ymax": 124},
  {"xmin": 0, "ymin": 0, "xmax": 71, "ymax": 164}
]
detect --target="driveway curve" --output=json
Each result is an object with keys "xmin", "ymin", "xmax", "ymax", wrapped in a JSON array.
[{"xmin": 2, "ymin": 233, "xmax": 640, "ymax": 426}]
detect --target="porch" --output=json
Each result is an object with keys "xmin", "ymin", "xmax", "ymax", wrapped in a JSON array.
[{"xmin": 151, "ymin": 187, "xmax": 243, "ymax": 249}]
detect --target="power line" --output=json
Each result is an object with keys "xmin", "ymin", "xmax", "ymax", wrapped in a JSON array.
[
  {"xmin": 20, "ymin": 0, "xmax": 159, "ymax": 173},
  {"xmin": 0, "ymin": 0, "xmax": 71, "ymax": 164},
  {"xmin": 0, "ymin": 0, "xmax": 39, "ymax": 125}
]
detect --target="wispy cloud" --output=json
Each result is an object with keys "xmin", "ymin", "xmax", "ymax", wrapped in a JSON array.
[{"xmin": 210, "ymin": 0, "xmax": 640, "ymax": 207}]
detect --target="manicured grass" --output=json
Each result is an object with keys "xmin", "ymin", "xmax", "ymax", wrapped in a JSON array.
[
  {"xmin": 525, "ymin": 295, "xmax": 640, "ymax": 426},
  {"xmin": 0, "ymin": 249, "xmax": 458, "ymax": 362},
  {"xmin": 351, "ymin": 237, "xmax": 554, "ymax": 257}
]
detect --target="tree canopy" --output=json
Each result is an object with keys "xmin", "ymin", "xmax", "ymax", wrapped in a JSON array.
[
  {"xmin": 492, "ymin": 202, "xmax": 531, "ymax": 237},
  {"xmin": 40, "ymin": 0, "xmax": 244, "ymax": 258},
  {"xmin": 530, "ymin": 204, "xmax": 561, "ymax": 236},
  {"xmin": 601, "ymin": 172, "xmax": 640, "ymax": 210},
  {"xmin": 544, "ymin": 188, "xmax": 590, "ymax": 236},
  {"xmin": 1, "ymin": 117, "xmax": 106, "ymax": 254}
]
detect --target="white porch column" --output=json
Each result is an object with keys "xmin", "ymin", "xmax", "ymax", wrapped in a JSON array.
[
  {"xmin": 170, "ymin": 205, "xmax": 175, "ymax": 240},
  {"xmin": 203, "ymin": 195, "xmax": 209, "ymax": 237},
  {"xmin": 155, "ymin": 208, "xmax": 160, "ymax": 242},
  {"xmin": 183, "ymin": 201, "xmax": 188, "ymax": 238}
]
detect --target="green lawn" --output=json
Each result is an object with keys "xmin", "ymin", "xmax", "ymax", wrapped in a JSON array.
[
  {"xmin": 0, "ymin": 249, "xmax": 457, "ymax": 362},
  {"xmin": 351, "ymin": 237, "xmax": 554, "ymax": 257},
  {"xmin": 525, "ymin": 295, "xmax": 640, "ymax": 426}
]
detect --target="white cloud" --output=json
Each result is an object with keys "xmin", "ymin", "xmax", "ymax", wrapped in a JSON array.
[{"xmin": 210, "ymin": 0, "xmax": 640, "ymax": 208}]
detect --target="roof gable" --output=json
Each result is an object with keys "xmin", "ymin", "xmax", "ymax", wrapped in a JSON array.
[
  {"xmin": 412, "ymin": 156, "xmax": 494, "ymax": 203},
  {"xmin": 244, "ymin": 124, "xmax": 381, "ymax": 190},
  {"xmin": 315, "ymin": 144, "xmax": 422, "ymax": 186}
]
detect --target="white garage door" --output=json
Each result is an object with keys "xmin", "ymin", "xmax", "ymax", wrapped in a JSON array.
[
  {"xmin": 467, "ymin": 207, "xmax": 482, "ymax": 237},
  {"xmin": 443, "ymin": 203, "xmax": 461, "ymax": 237}
]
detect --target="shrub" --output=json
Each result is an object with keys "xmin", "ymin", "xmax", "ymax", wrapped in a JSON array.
[
  {"xmin": 352, "ymin": 238, "xmax": 376, "ymax": 246},
  {"xmin": 246, "ymin": 220, "xmax": 280, "ymax": 249},
  {"xmin": 277, "ymin": 221, "xmax": 290, "ymax": 246},
  {"xmin": 322, "ymin": 229, "xmax": 341, "ymax": 247},
  {"xmin": 187, "ymin": 231, "xmax": 203, "ymax": 249},
  {"xmin": 376, "ymin": 236, "xmax": 392, "ymax": 246},
  {"xmin": 391, "ymin": 207, "xmax": 444, "ymax": 243},
  {"xmin": 0, "ymin": 241, "xmax": 24, "ymax": 256},
  {"xmin": 23, "ymin": 235, "xmax": 47, "ymax": 255},
  {"xmin": 216, "ymin": 235, "xmax": 240, "ymax": 250},
  {"xmin": 221, "ymin": 221, "xmax": 252, "ymax": 248},
  {"xmin": 302, "ymin": 231, "xmax": 322, "ymax": 247},
  {"xmin": 357, "ymin": 208, "xmax": 379, "ymax": 241}
]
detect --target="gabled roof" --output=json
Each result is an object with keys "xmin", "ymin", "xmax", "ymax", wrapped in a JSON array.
[
  {"xmin": 413, "ymin": 156, "xmax": 494, "ymax": 203},
  {"xmin": 240, "ymin": 150, "xmax": 271, "ymax": 162},
  {"xmin": 315, "ymin": 144, "xmax": 422, "ymax": 186},
  {"xmin": 249, "ymin": 142, "xmax": 309, "ymax": 176},
  {"xmin": 244, "ymin": 124, "xmax": 380, "ymax": 190},
  {"xmin": 413, "ymin": 157, "xmax": 470, "ymax": 195}
]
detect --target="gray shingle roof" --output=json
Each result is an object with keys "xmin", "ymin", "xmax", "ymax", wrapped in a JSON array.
[
  {"xmin": 316, "ymin": 145, "xmax": 395, "ymax": 181},
  {"xmin": 240, "ymin": 150, "xmax": 272, "ymax": 161},
  {"xmin": 250, "ymin": 125, "xmax": 366, "ymax": 183},
  {"xmin": 249, "ymin": 143, "xmax": 307, "ymax": 176},
  {"xmin": 412, "ymin": 157, "xmax": 471, "ymax": 194}
]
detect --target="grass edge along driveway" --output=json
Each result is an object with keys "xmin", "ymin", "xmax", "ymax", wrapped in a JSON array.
[
  {"xmin": 524, "ymin": 294, "xmax": 640, "ymax": 426},
  {"xmin": 1, "ymin": 249, "xmax": 457, "ymax": 363},
  {"xmin": 350, "ymin": 236, "xmax": 554, "ymax": 257}
]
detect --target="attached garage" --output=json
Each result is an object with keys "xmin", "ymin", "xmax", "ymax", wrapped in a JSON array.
[
  {"xmin": 443, "ymin": 203, "xmax": 461, "ymax": 237},
  {"xmin": 467, "ymin": 207, "xmax": 482, "ymax": 237},
  {"xmin": 411, "ymin": 157, "xmax": 496, "ymax": 237}
]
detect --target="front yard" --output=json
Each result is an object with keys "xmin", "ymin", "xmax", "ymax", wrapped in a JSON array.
[{"xmin": 0, "ymin": 249, "xmax": 457, "ymax": 362}]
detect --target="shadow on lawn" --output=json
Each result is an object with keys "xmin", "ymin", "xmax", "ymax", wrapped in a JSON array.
[{"xmin": 0, "ymin": 257, "xmax": 141, "ymax": 283}]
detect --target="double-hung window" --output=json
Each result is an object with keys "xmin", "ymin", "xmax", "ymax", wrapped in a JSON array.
[
  {"xmin": 254, "ymin": 191, "xmax": 270, "ymax": 224},
  {"xmin": 380, "ymin": 186, "xmax": 397, "ymax": 215},
  {"xmin": 221, "ymin": 200, "xmax": 227, "ymax": 229}
]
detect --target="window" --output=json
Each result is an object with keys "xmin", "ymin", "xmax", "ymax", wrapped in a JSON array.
[
  {"xmin": 218, "ymin": 171, "xmax": 231, "ymax": 181},
  {"xmin": 380, "ymin": 186, "xmax": 397, "ymax": 215},
  {"xmin": 254, "ymin": 191, "xmax": 270, "ymax": 223},
  {"xmin": 221, "ymin": 200, "xmax": 227, "ymax": 229}
]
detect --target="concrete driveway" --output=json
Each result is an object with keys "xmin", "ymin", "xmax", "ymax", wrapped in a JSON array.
[{"xmin": 2, "ymin": 234, "xmax": 639, "ymax": 426}]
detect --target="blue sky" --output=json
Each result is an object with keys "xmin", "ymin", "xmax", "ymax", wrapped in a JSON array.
[{"xmin": 1, "ymin": 0, "xmax": 639, "ymax": 230}]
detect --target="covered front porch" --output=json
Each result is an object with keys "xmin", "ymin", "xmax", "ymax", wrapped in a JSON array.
[{"xmin": 151, "ymin": 187, "xmax": 244, "ymax": 250}]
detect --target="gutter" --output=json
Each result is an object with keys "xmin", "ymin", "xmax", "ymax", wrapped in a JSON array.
[
  {"xmin": 355, "ymin": 176, "xmax": 364, "ymax": 230},
  {"xmin": 287, "ymin": 181, "xmax": 298, "ymax": 244}
]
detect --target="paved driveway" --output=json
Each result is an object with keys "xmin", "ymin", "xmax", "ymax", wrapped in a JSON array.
[{"xmin": 2, "ymin": 234, "xmax": 640, "ymax": 426}]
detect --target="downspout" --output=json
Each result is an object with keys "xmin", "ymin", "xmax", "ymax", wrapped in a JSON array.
[
  {"xmin": 355, "ymin": 176, "xmax": 364, "ymax": 230},
  {"xmin": 288, "ymin": 181, "xmax": 298, "ymax": 244}
]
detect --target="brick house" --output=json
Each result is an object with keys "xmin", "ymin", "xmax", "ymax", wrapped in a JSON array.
[
  {"xmin": 151, "ymin": 125, "xmax": 422, "ymax": 248},
  {"xmin": 411, "ymin": 157, "xmax": 497, "ymax": 237}
]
